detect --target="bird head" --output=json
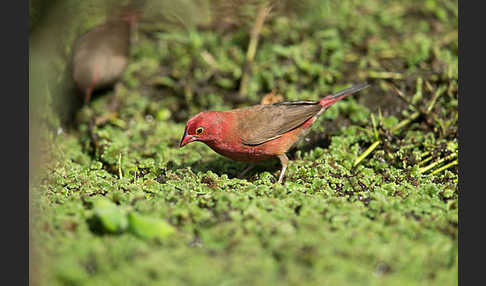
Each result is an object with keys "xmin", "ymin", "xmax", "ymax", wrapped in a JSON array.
[{"xmin": 180, "ymin": 111, "xmax": 222, "ymax": 148}]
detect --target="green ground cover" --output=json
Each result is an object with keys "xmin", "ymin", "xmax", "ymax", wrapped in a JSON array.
[{"xmin": 30, "ymin": 0, "xmax": 458, "ymax": 285}]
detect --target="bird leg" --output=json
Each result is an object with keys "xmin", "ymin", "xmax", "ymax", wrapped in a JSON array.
[
  {"xmin": 238, "ymin": 164, "xmax": 255, "ymax": 179},
  {"xmin": 277, "ymin": 154, "xmax": 289, "ymax": 183},
  {"xmin": 84, "ymin": 88, "xmax": 93, "ymax": 105},
  {"xmin": 85, "ymin": 72, "xmax": 98, "ymax": 105}
]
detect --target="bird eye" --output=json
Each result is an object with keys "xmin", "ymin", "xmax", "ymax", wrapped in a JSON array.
[{"xmin": 195, "ymin": 127, "xmax": 204, "ymax": 135}]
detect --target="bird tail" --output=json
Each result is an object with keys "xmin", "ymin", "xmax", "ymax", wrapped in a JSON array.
[{"xmin": 319, "ymin": 83, "xmax": 370, "ymax": 108}]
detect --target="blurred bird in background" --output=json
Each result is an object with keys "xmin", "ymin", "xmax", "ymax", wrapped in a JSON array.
[{"xmin": 72, "ymin": 2, "xmax": 143, "ymax": 104}]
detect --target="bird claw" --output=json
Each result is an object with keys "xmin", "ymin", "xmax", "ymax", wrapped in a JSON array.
[{"xmin": 238, "ymin": 165, "xmax": 255, "ymax": 179}]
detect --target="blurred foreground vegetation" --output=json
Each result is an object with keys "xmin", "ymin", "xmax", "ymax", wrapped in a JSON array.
[{"xmin": 29, "ymin": 0, "xmax": 458, "ymax": 285}]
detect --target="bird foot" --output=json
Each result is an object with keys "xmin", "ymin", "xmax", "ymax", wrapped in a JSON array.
[
  {"xmin": 238, "ymin": 165, "xmax": 255, "ymax": 179},
  {"xmin": 277, "ymin": 154, "xmax": 289, "ymax": 184}
]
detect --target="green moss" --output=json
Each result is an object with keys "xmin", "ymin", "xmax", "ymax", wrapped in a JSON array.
[{"xmin": 31, "ymin": 0, "xmax": 457, "ymax": 285}]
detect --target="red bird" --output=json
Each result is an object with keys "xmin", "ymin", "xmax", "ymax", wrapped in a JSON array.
[{"xmin": 180, "ymin": 83, "xmax": 369, "ymax": 183}]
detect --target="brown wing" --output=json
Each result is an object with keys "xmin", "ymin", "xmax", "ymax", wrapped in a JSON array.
[
  {"xmin": 72, "ymin": 22, "xmax": 130, "ymax": 89},
  {"xmin": 73, "ymin": 22, "xmax": 130, "ymax": 64},
  {"xmin": 237, "ymin": 101, "xmax": 322, "ymax": 146}
]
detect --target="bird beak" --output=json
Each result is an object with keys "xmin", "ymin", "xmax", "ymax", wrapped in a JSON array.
[{"xmin": 179, "ymin": 130, "xmax": 196, "ymax": 148}]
